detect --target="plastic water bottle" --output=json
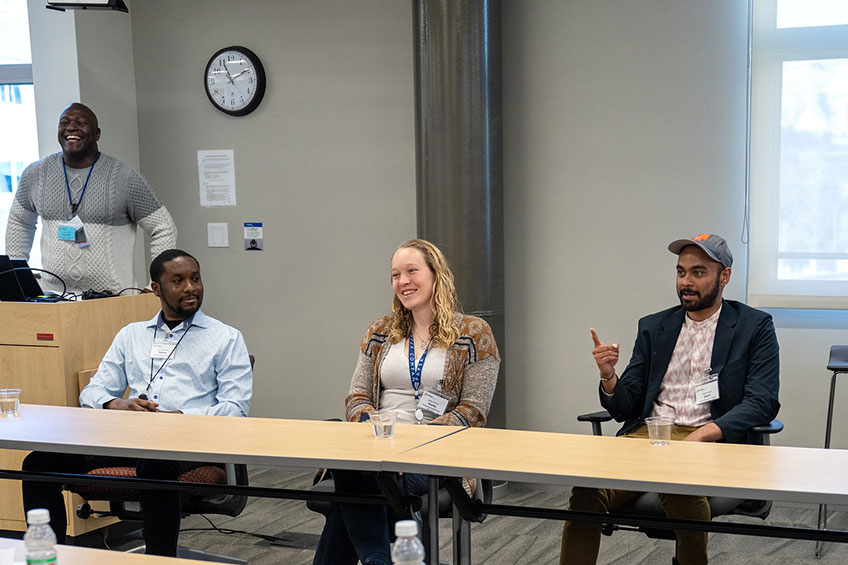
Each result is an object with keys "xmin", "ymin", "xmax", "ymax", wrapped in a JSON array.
[
  {"xmin": 391, "ymin": 519, "xmax": 425, "ymax": 565},
  {"xmin": 24, "ymin": 508, "xmax": 57, "ymax": 565}
]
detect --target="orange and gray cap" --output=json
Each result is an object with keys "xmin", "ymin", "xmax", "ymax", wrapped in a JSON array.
[{"xmin": 668, "ymin": 233, "xmax": 733, "ymax": 268}]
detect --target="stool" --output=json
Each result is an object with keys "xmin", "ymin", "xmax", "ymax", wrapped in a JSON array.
[{"xmin": 816, "ymin": 346, "xmax": 848, "ymax": 558}]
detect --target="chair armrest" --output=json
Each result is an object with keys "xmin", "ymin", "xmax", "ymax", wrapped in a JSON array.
[
  {"xmin": 445, "ymin": 477, "xmax": 487, "ymax": 523},
  {"xmin": 577, "ymin": 410, "xmax": 613, "ymax": 423},
  {"xmin": 751, "ymin": 419, "xmax": 783, "ymax": 435},
  {"xmin": 748, "ymin": 419, "xmax": 783, "ymax": 446},
  {"xmin": 577, "ymin": 410, "xmax": 613, "ymax": 436}
]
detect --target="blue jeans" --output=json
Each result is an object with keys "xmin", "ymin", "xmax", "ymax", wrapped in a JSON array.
[{"xmin": 312, "ymin": 470, "xmax": 429, "ymax": 565}]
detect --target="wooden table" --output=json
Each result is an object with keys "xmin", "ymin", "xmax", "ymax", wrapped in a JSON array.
[
  {"xmin": 0, "ymin": 404, "xmax": 463, "ymax": 471},
  {"xmin": 0, "ymin": 293, "xmax": 160, "ymax": 533},
  {"xmin": 384, "ymin": 426, "xmax": 848, "ymax": 505},
  {"xmin": 383, "ymin": 426, "xmax": 848, "ymax": 564},
  {"xmin": 0, "ymin": 404, "xmax": 466, "ymax": 564},
  {"xmin": 0, "ymin": 537, "xmax": 220, "ymax": 564}
]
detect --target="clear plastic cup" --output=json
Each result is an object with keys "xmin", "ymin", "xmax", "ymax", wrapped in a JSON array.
[
  {"xmin": 370, "ymin": 410, "xmax": 397, "ymax": 439},
  {"xmin": 645, "ymin": 416, "xmax": 672, "ymax": 446},
  {"xmin": 0, "ymin": 389, "xmax": 21, "ymax": 418}
]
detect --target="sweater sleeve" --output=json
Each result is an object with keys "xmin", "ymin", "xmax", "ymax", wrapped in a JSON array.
[
  {"xmin": 429, "ymin": 316, "xmax": 500, "ymax": 428},
  {"xmin": 4, "ymin": 163, "xmax": 39, "ymax": 261},
  {"xmin": 126, "ymin": 169, "xmax": 177, "ymax": 274},
  {"xmin": 345, "ymin": 318, "xmax": 389, "ymax": 422}
]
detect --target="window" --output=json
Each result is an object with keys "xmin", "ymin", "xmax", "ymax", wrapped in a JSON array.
[
  {"xmin": 748, "ymin": 0, "xmax": 848, "ymax": 309},
  {"xmin": 0, "ymin": 0, "xmax": 40, "ymax": 265}
]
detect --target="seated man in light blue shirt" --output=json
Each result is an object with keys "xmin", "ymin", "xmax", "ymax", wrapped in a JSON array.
[{"xmin": 22, "ymin": 249, "xmax": 252, "ymax": 556}]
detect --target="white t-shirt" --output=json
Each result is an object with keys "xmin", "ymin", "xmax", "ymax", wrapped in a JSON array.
[{"xmin": 379, "ymin": 338, "xmax": 447, "ymax": 424}]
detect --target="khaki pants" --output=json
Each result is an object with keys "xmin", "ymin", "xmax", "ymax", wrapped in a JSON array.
[{"xmin": 559, "ymin": 425, "xmax": 710, "ymax": 565}]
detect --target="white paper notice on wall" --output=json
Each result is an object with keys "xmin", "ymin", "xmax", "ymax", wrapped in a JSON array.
[
  {"xmin": 207, "ymin": 223, "xmax": 229, "ymax": 248},
  {"xmin": 198, "ymin": 149, "xmax": 237, "ymax": 207}
]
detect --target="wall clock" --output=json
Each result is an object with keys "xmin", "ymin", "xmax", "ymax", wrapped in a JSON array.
[{"xmin": 204, "ymin": 46, "xmax": 266, "ymax": 116}]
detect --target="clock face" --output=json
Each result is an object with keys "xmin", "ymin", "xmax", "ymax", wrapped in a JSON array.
[{"xmin": 204, "ymin": 46, "xmax": 266, "ymax": 116}]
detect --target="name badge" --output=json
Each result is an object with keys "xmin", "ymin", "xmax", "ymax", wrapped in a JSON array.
[
  {"xmin": 418, "ymin": 389, "xmax": 449, "ymax": 417},
  {"xmin": 150, "ymin": 339, "xmax": 177, "ymax": 359},
  {"xmin": 694, "ymin": 372, "xmax": 720, "ymax": 405},
  {"xmin": 57, "ymin": 225, "xmax": 76, "ymax": 241},
  {"xmin": 58, "ymin": 216, "xmax": 86, "ymax": 244}
]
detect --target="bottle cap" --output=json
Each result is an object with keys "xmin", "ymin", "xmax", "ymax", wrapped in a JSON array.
[
  {"xmin": 26, "ymin": 508, "xmax": 50, "ymax": 525},
  {"xmin": 394, "ymin": 519, "xmax": 418, "ymax": 537}
]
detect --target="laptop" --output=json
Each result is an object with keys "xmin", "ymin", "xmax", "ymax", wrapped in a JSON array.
[{"xmin": 0, "ymin": 256, "xmax": 45, "ymax": 301}]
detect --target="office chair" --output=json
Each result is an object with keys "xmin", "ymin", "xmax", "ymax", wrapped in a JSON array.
[
  {"xmin": 68, "ymin": 355, "xmax": 256, "ymax": 564},
  {"xmin": 576, "ymin": 410, "xmax": 783, "ymax": 542}
]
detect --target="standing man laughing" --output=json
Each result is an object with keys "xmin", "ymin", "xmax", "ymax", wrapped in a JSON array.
[{"xmin": 4, "ymin": 103, "xmax": 176, "ymax": 294}]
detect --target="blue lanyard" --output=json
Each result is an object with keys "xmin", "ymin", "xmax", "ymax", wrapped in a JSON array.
[
  {"xmin": 408, "ymin": 331, "xmax": 432, "ymax": 400},
  {"xmin": 62, "ymin": 152, "xmax": 100, "ymax": 216}
]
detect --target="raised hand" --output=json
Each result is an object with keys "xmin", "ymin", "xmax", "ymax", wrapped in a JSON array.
[{"xmin": 590, "ymin": 327, "xmax": 619, "ymax": 382}]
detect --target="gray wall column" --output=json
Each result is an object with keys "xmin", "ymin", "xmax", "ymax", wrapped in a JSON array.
[{"xmin": 413, "ymin": 0, "xmax": 504, "ymax": 427}]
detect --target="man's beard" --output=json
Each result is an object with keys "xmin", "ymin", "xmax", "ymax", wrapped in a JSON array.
[
  {"xmin": 163, "ymin": 294, "xmax": 202, "ymax": 319},
  {"xmin": 678, "ymin": 274, "xmax": 721, "ymax": 312}
]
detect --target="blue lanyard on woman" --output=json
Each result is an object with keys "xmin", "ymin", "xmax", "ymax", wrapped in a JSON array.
[
  {"xmin": 408, "ymin": 331, "xmax": 432, "ymax": 400},
  {"xmin": 62, "ymin": 152, "xmax": 100, "ymax": 216}
]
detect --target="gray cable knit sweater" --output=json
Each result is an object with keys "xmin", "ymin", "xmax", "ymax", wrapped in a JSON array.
[{"xmin": 4, "ymin": 153, "xmax": 177, "ymax": 294}]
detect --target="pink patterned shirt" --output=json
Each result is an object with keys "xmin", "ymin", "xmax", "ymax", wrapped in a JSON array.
[{"xmin": 651, "ymin": 306, "xmax": 722, "ymax": 426}]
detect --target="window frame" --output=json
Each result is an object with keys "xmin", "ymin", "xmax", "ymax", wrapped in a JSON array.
[{"xmin": 747, "ymin": 0, "xmax": 848, "ymax": 309}]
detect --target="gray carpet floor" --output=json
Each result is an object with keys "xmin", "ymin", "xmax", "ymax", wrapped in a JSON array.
[{"xmin": 168, "ymin": 467, "xmax": 848, "ymax": 564}]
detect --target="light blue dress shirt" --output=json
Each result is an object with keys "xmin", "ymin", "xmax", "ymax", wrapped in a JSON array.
[{"xmin": 79, "ymin": 310, "xmax": 252, "ymax": 417}]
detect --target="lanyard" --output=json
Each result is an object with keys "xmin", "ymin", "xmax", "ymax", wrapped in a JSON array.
[
  {"xmin": 62, "ymin": 152, "xmax": 100, "ymax": 216},
  {"xmin": 146, "ymin": 316, "xmax": 194, "ymax": 393},
  {"xmin": 408, "ymin": 331, "xmax": 432, "ymax": 400}
]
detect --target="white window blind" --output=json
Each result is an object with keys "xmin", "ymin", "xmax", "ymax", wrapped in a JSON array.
[{"xmin": 748, "ymin": 0, "xmax": 848, "ymax": 309}]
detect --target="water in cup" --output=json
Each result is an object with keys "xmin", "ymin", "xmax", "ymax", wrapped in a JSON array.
[
  {"xmin": 370, "ymin": 410, "xmax": 397, "ymax": 439},
  {"xmin": 374, "ymin": 421, "xmax": 395, "ymax": 439},
  {"xmin": 0, "ymin": 389, "xmax": 21, "ymax": 418}
]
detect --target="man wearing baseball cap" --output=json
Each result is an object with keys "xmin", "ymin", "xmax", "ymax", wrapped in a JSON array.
[{"xmin": 560, "ymin": 234, "xmax": 780, "ymax": 565}]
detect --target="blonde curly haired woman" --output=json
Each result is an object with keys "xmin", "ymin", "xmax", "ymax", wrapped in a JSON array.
[{"xmin": 313, "ymin": 239, "xmax": 500, "ymax": 565}]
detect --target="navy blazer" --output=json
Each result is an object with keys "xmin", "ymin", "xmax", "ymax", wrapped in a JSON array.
[{"xmin": 600, "ymin": 299, "xmax": 780, "ymax": 444}]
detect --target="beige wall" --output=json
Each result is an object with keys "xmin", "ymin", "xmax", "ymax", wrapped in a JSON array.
[
  {"xmin": 28, "ymin": 0, "xmax": 848, "ymax": 448},
  {"xmin": 501, "ymin": 0, "xmax": 848, "ymax": 449},
  {"xmin": 130, "ymin": 0, "xmax": 416, "ymax": 420}
]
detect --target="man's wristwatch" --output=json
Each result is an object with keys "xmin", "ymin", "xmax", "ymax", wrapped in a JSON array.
[{"xmin": 600, "ymin": 372, "xmax": 616, "ymax": 382}]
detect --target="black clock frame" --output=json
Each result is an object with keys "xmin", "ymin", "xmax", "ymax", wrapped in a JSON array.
[{"xmin": 204, "ymin": 45, "xmax": 266, "ymax": 117}]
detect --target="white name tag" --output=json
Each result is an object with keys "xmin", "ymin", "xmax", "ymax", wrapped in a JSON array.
[
  {"xmin": 150, "ymin": 339, "xmax": 176, "ymax": 359},
  {"xmin": 418, "ymin": 389, "xmax": 449, "ymax": 416},
  {"xmin": 695, "ymin": 373, "xmax": 720, "ymax": 405}
]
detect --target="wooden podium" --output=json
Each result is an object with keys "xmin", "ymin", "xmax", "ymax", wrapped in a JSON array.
[{"xmin": 0, "ymin": 293, "xmax": 160, "ymax": 534}]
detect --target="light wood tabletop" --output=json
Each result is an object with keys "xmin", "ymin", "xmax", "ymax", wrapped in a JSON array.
[
  {"xmin": 382, "ymin": 426, "xmax": 848, "ymax": 506},
  {"xmin": 0, "ymin": 404, "xmax": 464, "ymax": 472},
  {"xmin": 0, "ymin": 537, "xmax": 219, "ymax": 565}
]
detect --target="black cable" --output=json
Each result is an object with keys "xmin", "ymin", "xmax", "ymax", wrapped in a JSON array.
[
  {"xmin": 118, "ymin": 287, "xmax": 147, "ymax": 295},
  {"xmin": 179, "ymin": 514, "xmax": 295, "ymax": 544},
  {"xmin": 0, "ymin": 266, "xmax": 68, "ymax": 299}
]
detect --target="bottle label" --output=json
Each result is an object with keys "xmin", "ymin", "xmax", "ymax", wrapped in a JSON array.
[{"xmin": 27, "ymin": 558, "xmax": 57, "ymax": 564}]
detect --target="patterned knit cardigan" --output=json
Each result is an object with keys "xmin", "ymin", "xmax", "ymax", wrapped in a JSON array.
[{"xmin": 345, "ymin": 313, "xmax": 500, "ymax": 427}]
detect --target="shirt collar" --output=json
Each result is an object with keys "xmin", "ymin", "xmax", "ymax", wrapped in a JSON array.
[
  {"xmin": 684, "ymin": 304, "xmax": 722, "ymax": 329},
  {"xmin": 146, "ymin": 309, "xmax": 208, "ymax": 331}
]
